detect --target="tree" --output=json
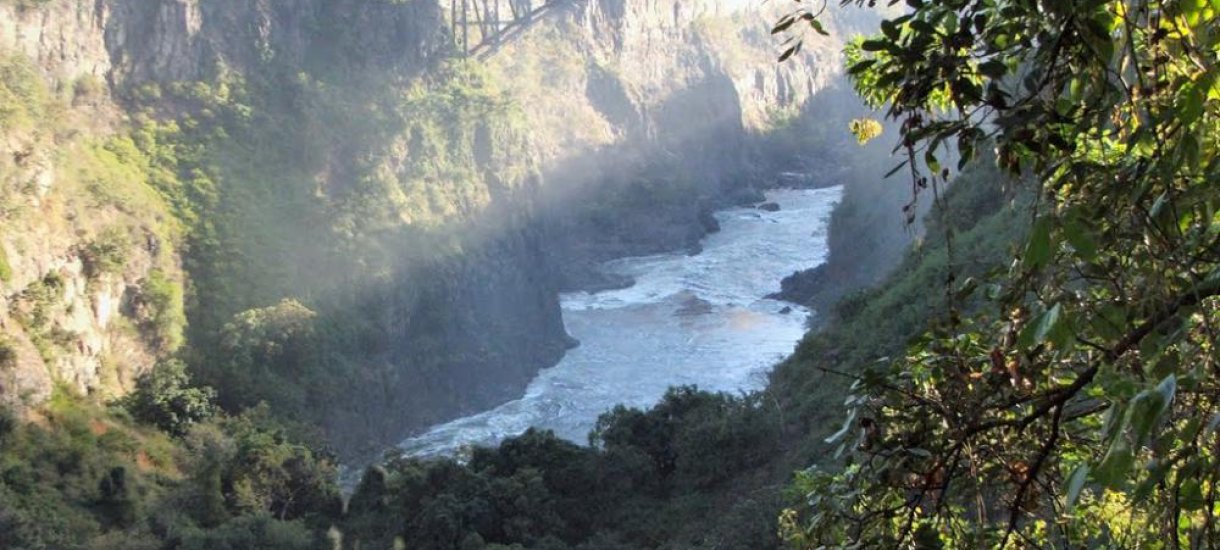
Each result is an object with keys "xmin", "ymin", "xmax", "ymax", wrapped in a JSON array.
[
  {"xmin": 95, "ymin": 466, "xmax": 140, "ymax": 528},
  {"xmin": 210, "ymin": 299, "xmax": 319, "ymax": 413},
  {"xmin": 121, "ymin": 359, "xmax": 216, "ymax": 436},
  {"xmin": 777, "ymin": 0, "xmax": 1220, "ymax": 547}
]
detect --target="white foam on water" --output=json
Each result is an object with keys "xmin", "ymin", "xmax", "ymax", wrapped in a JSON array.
[{"xmin": 399, "ymin": 186, "xmax": 842, "ymax": 458}]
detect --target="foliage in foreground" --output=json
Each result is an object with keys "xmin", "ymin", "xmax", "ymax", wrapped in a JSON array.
[
  {"xmin": 777, "ymin": 0, "xmax": 1220, "ymax": 547},
  {"xmin": 0, "ymin": 380, "xmax": 788, "ymax": 549}
]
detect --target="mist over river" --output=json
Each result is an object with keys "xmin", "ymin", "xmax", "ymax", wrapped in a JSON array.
[{"xmin": 399, "ymin": 186, "xmax": 842, "ymax": 457}]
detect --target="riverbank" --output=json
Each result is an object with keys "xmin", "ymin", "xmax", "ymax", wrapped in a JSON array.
[{"xmin": 398, "ymin": 186, "xmax": 841, "ymax": 458}]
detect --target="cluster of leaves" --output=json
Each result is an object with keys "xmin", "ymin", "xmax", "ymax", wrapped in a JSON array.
[
  {"xmin": 0, "ymin": 379, "xmax": 795, "ymax": 549},
  {"xmin": 337, "ymin": 387, "xmax": 783, "ymax": 549},
  {"xmin": 119, "ymin": 359, "xmax": 216, "ymax": 437},
  {"xmin": 136, "ymin": 269, "xmax": 188, "ymax": 353},
  {"xmin": 80, "ymin": 226, "xmax": 132, "ymax": 279},
  {"xmin": 0, "ymin": 386, "xmax": 338, "ymax": 549},
  {"xmin": 779, "ymin": 0, "xmax": 1220, "ymax": 547}
]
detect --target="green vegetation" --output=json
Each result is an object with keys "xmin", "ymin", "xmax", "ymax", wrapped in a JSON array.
[
  {"xmin": 0, "ymin": 388, "xmax": 338, "ymax": 549},
  {"xmin": 9, "ymin": 0, "xmax": 1218, "ymax": 547},
  {"xmin": 138, "ymin": 270, "xmax": 187, "ymax": 352},
  {"xmin": 0, "ymin": 336, "xmax": 16, "ymax": 370},
  {"xmin": 12, "ymin": 271, "xmax": 65, "ymax": 332},
  {"xmin": 119, "ymin": 359, "xmax": 215, "ymax": 437},
  {"xmin": 0, "ymin": 4, "xmax": 1030, "ymax": 547},
  {"xmin": 81, "ymin": 227, "xmax": 131, "ymax": 279},
  {"xmin": 0, "ymin": 242, "xmax": 11, "ymax": 282},
  {"xmin": 776, "ymin": 0, "xmax": 1220, "ymax": 546},
  {"xmin": 121, "ymin": 55, "xmax": 543, "ymax": 439},
  {"xmin": 0, "ymin": 53, "xmax": 48, "ymax": 131},
  {"xmin": 337, "ymin": 387, "xmax": 784, "ymax": 549},
  {"xmin": 0, "ymin": 50, "xmax": 187, "ymax": 378}
]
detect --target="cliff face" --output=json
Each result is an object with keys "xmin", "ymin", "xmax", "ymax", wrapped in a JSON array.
[
  {"xmin": 0, "ymin": 0, "xmax": 442, "ymax": 84},
  {"xmin": 0, "ymin": 0, "xmax": 859, "ymax": 457},
  {"xmin": 0, "ymin": 5, "xmax": 184, "ymax": 413},
  {"xmin": 474, "ymin": 0, "xmax": 849, "ymax": 286}
]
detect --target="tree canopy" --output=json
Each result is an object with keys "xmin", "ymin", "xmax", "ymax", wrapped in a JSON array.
[{"xmin": 778, "ymin": 0, "xmax": 1220, "ymax": 547}]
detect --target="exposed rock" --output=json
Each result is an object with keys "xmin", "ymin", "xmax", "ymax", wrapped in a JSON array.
[
  {"xmin": 0, "ymin": 0, "xmax": 864, "ymax": 460},
  {"xmin": 698, "ymin": 208, "xmax": 721, "ymax": 233},
  {"xmin": 675, "ymin": 292, "xmax": 714, "ymax": 317},
  {"xmin": 757, "ymin": 202, "xmax": 780, "ymax": 212}
]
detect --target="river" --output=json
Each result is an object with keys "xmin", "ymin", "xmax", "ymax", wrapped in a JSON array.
[{"xmin": 399, "ymin": 186, "xmax": 842, "ymax": 457}]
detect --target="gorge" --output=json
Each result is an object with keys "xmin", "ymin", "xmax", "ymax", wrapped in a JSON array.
[
  {"xmin": 2, "ymin": 0, "xmax": 1202, "ymax": 547},
  {"xmin": 0, "ymin": 0, "xmax": 883, "ymax": 459},
  {"xmin": 401, "ymin": 186, "xmax": 842, "ymax": 458},
  {"xmin": 0, "ymin": 0, "xmax": 914, "ymax": 547}
]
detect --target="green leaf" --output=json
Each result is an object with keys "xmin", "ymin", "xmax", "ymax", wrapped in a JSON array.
[
  {"xmin": 1154, "ymin": 374, "xmax": 1177, "ymax": 407},
  {"xmin": 809, "ymin": 19, "xmax": 829, "ymax": 36},
  {"xmin": 848, "ymin": 59, "xmax": 877, "ymax": 75},
  {"xmin": 1127, "ymin": 375, "xmax": 1175, "ymax": 446},
  {"xmin": 1133, "ymin": 458, "xmax": 1171, "ymax": 503},
  {"xmin": 1180, "ymin": 480, "xmax": 1205, "ymax": 511},
  {"xmin": 1018, "ymin": 303, "xmax": 1063, "ymax": 348},
  {"xmin": 860, "ymin": 39, "xmax": 889, "ymax": 52},
  {"xmin": 778, "ymin": 44, "xmax": 800, "ymax": 62},
  {"xmin": 1062, "ymin": 218, "xmax": 1098, "ymax": 260},
  {"xmin": 978, "ymin": 59, "xmax": 1007, "ymax": 79},
  {"xmin": 1064, "ymin": 464, "xmax": 1089, "ymax": 512},
  {"xmin": 1023, "ymin": 216, "xmax": 1054, "ymax": 269},
  {"xmin": 1094, "ymin": 438, "xmax": 1134, "ymax": 489},
  {"xmin": 1178, "ymin": 82, "xmax": 1205, "ymax": 124},
  {"xmin": 881, "ymin": 19, "xmax": 900, "ymax": 40},
  {"xmin": 771, "ymin": 15, "xmax": 797, "ymax": 35}
]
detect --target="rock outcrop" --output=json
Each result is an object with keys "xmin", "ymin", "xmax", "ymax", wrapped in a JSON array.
[{"xmin": 0, "ymin": 0, "xmax": 863, "ymax": 458}]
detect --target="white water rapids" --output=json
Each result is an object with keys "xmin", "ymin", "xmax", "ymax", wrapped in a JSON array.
[{"xmin": 398, "ymin": 186, "xmax": 842, "ymax": 457}]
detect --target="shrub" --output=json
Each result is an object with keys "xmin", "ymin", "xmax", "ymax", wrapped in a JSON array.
[
  {"xmin": 14, "ymin": 271, "xmax": 64, "ymax": 329},
  {"xmin": 0, "ymin": 337, "xmax": 16, "ymax": 370},
  {"xmin": 71, "ymin": 74, "xmax": 104, "ymax": 104},
  {"xmin": 139, "ymin": 270, "xmax": 186, "ymax": 351},
  {"xmin": 120, "ymin": 360, "xmax": 216, "ymax": 437},
  {"xmin": 81, "ymin": 227, "xmax": 130, "ymax": 279}
]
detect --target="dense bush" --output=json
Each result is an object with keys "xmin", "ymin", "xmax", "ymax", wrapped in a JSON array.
[
  {"xmin": 119, "ymin": 359, "xmax": 216, "ymax": 437},
  {"xmin": 138, "ymin": 270, "xmax": 187, "ymax": 351},
  {"xmin": 334, "ymin": 386, "xmax": 783, "ymax": 549},
  {"xmin": 0, "ymin": 390, "xmax": 341, "ymax": 549}
]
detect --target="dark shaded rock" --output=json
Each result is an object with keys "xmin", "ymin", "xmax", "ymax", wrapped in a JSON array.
[
  {"xmin": 766, "ymin": 266, "xmax": 828, "ymax": 307},
  {"xmin": 779, "ymin": 306, "xmax": 792, "ymax": 314},
  {"xmin": 757, "ymin": 202, "xmax": 780, "ymax": 212},
  {"xmin": 698, "ymin": 208, "xmax": 721, "ymax": 233},
  {"xmin": 675, "ymin": 292, "xmax": 714, "ymax": 316}
]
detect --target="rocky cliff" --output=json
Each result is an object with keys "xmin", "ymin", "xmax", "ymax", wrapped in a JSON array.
[
  {"xmin": 473, "ymin": 0, "xmax": 851, "ymax": 286},
  {"xmin": 0, "ymin": 0, "xmax": 862, "ymax": 458},
  {"xmin": 0, "ymin": 43, "xmax": 183, "ymax": 416}
]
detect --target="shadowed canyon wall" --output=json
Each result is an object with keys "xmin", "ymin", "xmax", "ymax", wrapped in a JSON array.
[{"xmin": 0, "ymin": 0, "xmax": 870, "ymax": 458}]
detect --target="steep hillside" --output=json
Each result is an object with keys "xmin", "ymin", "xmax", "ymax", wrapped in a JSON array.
[
  {"xmin": 0, "ymin": 0, "xmax": 869, "ymax": 460},
  {"xmin": 0, "ymin": 48, "xmax": 184, "ymax": 417}
]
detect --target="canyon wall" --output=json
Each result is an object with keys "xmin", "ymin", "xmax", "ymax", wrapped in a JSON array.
[{"xmin": 0, "ymin": 0, "xmax": 862, "ymax": 457}]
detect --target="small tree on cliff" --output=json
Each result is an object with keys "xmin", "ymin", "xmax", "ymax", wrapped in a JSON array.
[{"xmin": 121, "ymin": 359, "xmax": 216, "ymax": 437}]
